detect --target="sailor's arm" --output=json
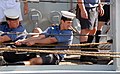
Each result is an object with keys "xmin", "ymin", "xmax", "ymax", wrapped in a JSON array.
[
  {"xmin": 15, "ymin": 34, "xmax": 47, "ymax": 46},
  {"xmin": 23, "ymin": 1, "xmax": 28, "ymax": 15},
  {"xmin": 22, "ymin": 32, "xmax": 72, "ymax": 46},
  {"xmin": 77, "ymin": 0, "xmax": 88, "ymax": 19},
  {"xmin": 24, "ymin": 37, "xmax": 57, "ymax": 46},
  {"xmin": 0, "ymin": 35, "xmax": 11, "ymax": 43}
]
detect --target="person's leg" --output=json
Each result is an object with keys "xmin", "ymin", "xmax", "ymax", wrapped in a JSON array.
[
  {"xmin": 84, "ymin": 28, "xmax": 98, "ymax": 64},
  {"xmin": 24, "ymin": 54, "xmax": 60, "ymax": 65},
  {"xmin": 80, "ymin": 29, "xmax": 92, "ymax": 61},
  {"xmin": 80, "ymin": 28, "xmax": 98, "ymax": 63},
  {"xmin": 87, "ymin": 28, "xmax": 97, "ymax": 43},
  {"xmin": 30, "ymin": 57, "xmax": 43, "ymax": 65},
  {"xmin": 76, "ymin": 5, "xmax": 91, "ymax": 44},
  {"xmin": 24, "ymin": 57, "xmax": 43, "ymax": 65},
  {"xmin": 95, "ymin": 21, "xmax": 104, "ymax": 43},
  {"xmin": 96, "ymin": 4, "xmax": 110, "ymax": 43},
  {"xmin": 80, "ymin": 7, "xmax": 99, "ymax": 63},
  {"xmin": 80, "ymin": 29, "xmax": 90, "ymax": 42},
  {"xmin": 80, "ymin": 28, "xmax": 90, "ymax": 48},
  {"xmin": 87, "ymin": 6, "xmax": 99, "ymax": 44}
]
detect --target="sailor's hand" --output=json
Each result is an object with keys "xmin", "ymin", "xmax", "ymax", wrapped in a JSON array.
[
  {"xmin": 98, "ymin": 4, "xmax": 104, "ymax": 16},
  {"xmin": 15, "ymin": 39, "xmax": 26, "ymax": 46},
  {"xmin": 25, "ymin": 41, "xmax": 35, "ymax": 46}
]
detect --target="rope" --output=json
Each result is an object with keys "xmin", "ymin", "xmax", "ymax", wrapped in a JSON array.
[
  {"xmin": 33, "ymin": 42, "xmax": 111, "ymax": 47},
  {"xmin": 0, "ymin": 31, "xmax": 110, "ymax": 37},
  {"xmin": 16, "ymin": 47, "xmax": 110, "ymax": 50},
  {"xmin": 0, "ymin": 47, "xmax": 119, "ymax": 58},
  {"xmin": 80, "ymin": 48, "xmax": 110, "ymax": 50},
  {"xmin": 2, "ymin": 42, "xmax": 111, "ymax": 47}
]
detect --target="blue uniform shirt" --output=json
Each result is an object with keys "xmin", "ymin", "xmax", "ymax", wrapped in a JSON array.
[
  {"xmin": 0, "ymin": 22, "xmax": 27, "ymax": 41},
  {"xmin": 84, "ymin": 0, "xmax": 99, "ymax": 7},
  {"xmin": 42, "ymin": 26, "xmax": 73, "ymax": 58},
  {"xmin": 42, "ymin": 26, "xmax": 73, "ymax": 45}
]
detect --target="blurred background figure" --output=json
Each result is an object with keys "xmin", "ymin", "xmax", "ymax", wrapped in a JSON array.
[
  {"xmin": 76, "ymin": 0, "xmax": 104, "ymax": 45},
  {"xmin": 76, "ymin": 0, "xmax": 104, "ymax": 64},
  {"xmin": 0, "ymin": 0, "xmax": 28, "ymax": 22}
]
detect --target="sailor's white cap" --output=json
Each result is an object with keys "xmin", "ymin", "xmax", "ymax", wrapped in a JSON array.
[
  {"xmin": 61, "ymin": 11, "xmax": 76, "ymax": 20},
  {"xmin": 4, "ymin": 9, "xmax": 19, "ymax": 19}
]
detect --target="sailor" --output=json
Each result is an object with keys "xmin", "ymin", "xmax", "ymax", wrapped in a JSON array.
[
  {"xmin": 0, "ymin": 8, "xmax": 27, "ymax": 43},
  {"xmin": 0, "ymin": 8, "xmax": 29, "ymax": 65},
  {"xmin": 15, "ymin": 11, "xmax": 76, "ymax": 65}
]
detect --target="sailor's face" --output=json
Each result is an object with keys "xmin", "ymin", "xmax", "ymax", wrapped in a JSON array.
[
  {"xmin": 7, "ymin": 19, "xmax": 19, "ymax": 28},
  {"xmin": 62, "ymin": 20, "xmax": 72, "ymax": 29}
]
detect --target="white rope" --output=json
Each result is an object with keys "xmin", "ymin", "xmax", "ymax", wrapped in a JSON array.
[{"xmin": 0, "ymin": 31, "xmax": 110, "ymax": 37}]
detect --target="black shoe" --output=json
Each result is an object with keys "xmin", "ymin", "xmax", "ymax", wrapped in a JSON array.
[
  {"xmin": 80, "ymin": 56, "xmax": 98, "ymax": 64},
  {"xmin": 107, "ymin": 39, "xmax": 113, "ymax": 43},
  {"xmin": 91, "ymin": 45, "xmax": 98, "ymax": 48}
]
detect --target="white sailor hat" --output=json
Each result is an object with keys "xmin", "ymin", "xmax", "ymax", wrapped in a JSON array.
[
  {"xmin": 61, "ymin": 11, "xmax": 76, "ymax": 20},
  {"xmin": 4, "ymin": 9, "xmax": 19, "ymax": 19}
]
